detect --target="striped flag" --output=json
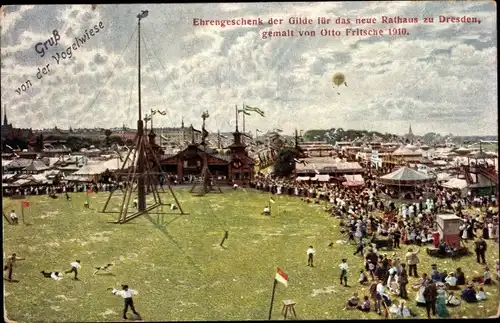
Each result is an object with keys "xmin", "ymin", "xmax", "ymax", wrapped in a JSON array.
[
  {"xmin": 269, "ymin": 197, "xmax": 275, "ymax": 204},
  {"xmin": 238, "ymin": 109, "xmax": 251, "ymax": 116},
  {"xmin": 275, "ymin": 268, "xmax": 288, "ymax": 287},
  {"xmin": 243, "ymin": 105, "xmax": 265, "ymax": 117}
]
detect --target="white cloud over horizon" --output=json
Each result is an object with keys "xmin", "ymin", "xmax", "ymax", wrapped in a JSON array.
[{"xmin": 0, "ymin": 2, "xmax": 497, "ymax": 136}]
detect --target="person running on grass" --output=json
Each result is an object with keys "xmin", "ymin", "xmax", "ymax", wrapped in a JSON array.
[
  {"xmin": 3, "ymin": 253, "xmax": 25, "ymax": 281},
  {"xmin": 65, "ymin": 260, "xmax": 81, "ymax": 280}
]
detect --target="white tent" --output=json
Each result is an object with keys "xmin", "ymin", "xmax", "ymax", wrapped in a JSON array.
[
  {"xmin": 435, "ymin": 172, "xmax": 452, "ymax": 182},
  {"xmin": 441, "ymin": 178, "xmax": 468, "ymax": 197},
  {"xmin": 310, "ymin": 174, "xmax": 330, "ymax": 182},
  {"xmin": 344, "ymin": 174, "xmax": 364, "ymax": 183}
]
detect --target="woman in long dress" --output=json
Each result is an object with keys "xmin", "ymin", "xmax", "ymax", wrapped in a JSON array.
[
  {"xmin": 415, "ymin": 280, "xmax": 427, "ymax": 306},
  {"xmin": 436, "ymin": 288, "xmax": 450, "ymax": 317}
]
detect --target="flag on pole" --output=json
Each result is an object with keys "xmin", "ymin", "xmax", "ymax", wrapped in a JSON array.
[
  {"xmin": 243, "ymin": 105, "xmax": 265, "ymax": 117},
  {"xmin": 238, "ymin": 109, "xmax": 251, "ymax": 116},
  {"xmin": 22, "ymin": 201, "xmax": 30, "ymax": 208},
  {"xmin": 269, "ymin": 197, "xmax": 275, "ymax": 204},
  {"xmin": 275, "ymin": 268, "xmax": 288, "ymax": 287},
  {"xmin": 87, "ymin": 189, "xmax": 93, "ymax": 194}
]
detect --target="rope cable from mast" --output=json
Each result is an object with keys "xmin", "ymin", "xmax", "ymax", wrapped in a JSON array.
[
  {"xmin": 141, "ymin": 29, "xmax": 228, "ymax": 233},
  {"xmin": 73, "ymin": 25, "xmax": 138, "ymax": 128},
  {"xmin": 141, "ymin": 27, "xmax": 193, "ymax": 113},
  {"xmin": 140, "ymin": 31, "xmax": 175, "ymax": 127}
]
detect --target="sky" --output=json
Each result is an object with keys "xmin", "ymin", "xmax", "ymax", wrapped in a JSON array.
[{"xmin": 0, "ymin": 2, "xmax": 497, "ymax": 136}]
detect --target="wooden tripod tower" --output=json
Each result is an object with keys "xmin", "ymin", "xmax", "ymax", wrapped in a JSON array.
[
  {"xmin": 101, "ymin": 10, "xmax": 186, "ymax": 223},
  {"xmin": 190, "ymin": 154, "xmax": 223, "ymax": 196},
  {"xmin": 101, "ymin": 131, "xmax": 186, "ymax": 223},
  {"xmin": 190, "ymin": 111, "xmax": 222, "ymax": 196}
]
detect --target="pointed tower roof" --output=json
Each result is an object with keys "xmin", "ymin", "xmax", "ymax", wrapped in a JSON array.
[
  {"xmin": 408, "ymin": 124, "xmax": 413, "ymax": 136},
  {"xmin": 3, "ymin": 105, "xmax": 8, "ymax": 126}
]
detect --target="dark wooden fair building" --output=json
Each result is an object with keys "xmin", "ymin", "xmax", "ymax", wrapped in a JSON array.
[{"xmin": 160, "ymin": 129, "xmax": 254, "ymax": 185}]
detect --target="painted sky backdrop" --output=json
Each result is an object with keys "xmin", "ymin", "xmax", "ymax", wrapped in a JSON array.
[{"xmin": 0, "ymin": 2, "xmax": 497, "ymax": 136}]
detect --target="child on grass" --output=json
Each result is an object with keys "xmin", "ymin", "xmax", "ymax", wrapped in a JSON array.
[
  {"xmin": 345, "ymin": 292, "xmax": 359, "ymax": 310},
  {"xmin": 359, "ymin": 269, "xmax": 368, "ymax": 284},
  {"xmin": 357, "ymin": 296, "xmax": 371, "ymax": 312}
]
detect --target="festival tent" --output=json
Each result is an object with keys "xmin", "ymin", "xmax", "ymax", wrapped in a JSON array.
[
  {"xmin": 342, "ymin": 174, "xmax": 364, "ymax": 187},
  {"xmin": 72, "ymin": 163, "xmax": 109, "ymax": 176},
  {"xmin": 441, "ymin": 178, "xmax": 468, "ymax": 197},
  {"xmin": 441, "ymin": 178, "xmax": 468, "ymax": 190},
  {"xmin": 310, "ymin": 174, "xmax": 330, "ymax": 182},
  {"xmin": 377, "ymin": 166, "xmax": 435, "ymax": 186},
  {"xmin": 23, "ymin": 160, "xmax": 49, "ymax": 173},
  {"xmin": 296, "ymin": 176, "xmax": 310, "ymax": 181},
  {"xmin": 392, "ymin": 146, "xmax": 419, "ymax": 156},
  {"xmin": 435, "ymin": 172, "xmax": 453, "ymax": 182}
]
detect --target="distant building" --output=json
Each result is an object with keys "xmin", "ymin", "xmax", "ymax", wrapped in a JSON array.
[
  {"xmin": 154, "ymin": 119, "xmax": 202, "ymax": 145},
  {"xmin": 405, "ymin": 124, "xmax": 415, "ymax": 143},
  {"xmin": 298, "ymin": 141, "xmax": 336, "ymax": 157},
  {"xmin": 1, "ymin": 105, "xmax": 35, "ymax": 143}
]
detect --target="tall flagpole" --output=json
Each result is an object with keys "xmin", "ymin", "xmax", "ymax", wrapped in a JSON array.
[
  {"xmin": 268, "ymin": 278, "xmax": 278, "ymax": 320},
  {"xmin": 235, "ymin": 104, "xmax": 239, "ymax": 132},
  {"xmin": 243, "ymin": 111, "xmax": 246, "ymax": 135},
  {"xmin": 242, "ymin": 102, "xmax": 246, "ymax": 135},
  {"xmin": 136, "ymin": 10, "xmax": 147, "ymax": 212}
]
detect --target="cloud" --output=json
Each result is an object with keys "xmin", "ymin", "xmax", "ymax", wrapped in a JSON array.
[
  {"xmin": 0, "ymin": 5, "xmax": 35, "ymax": 36},
  {"xmin": 0, "ymin": 3, "xmax": 497, "ymax": 136}
]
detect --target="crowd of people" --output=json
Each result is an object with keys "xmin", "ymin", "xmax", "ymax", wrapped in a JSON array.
[
  {"xmin": 252, "ymin": 173, "xmax": 499, "ymax": 318},
  {"xmin": 4, "ymin": 165, "xmax": 499, "ymax": 319}
]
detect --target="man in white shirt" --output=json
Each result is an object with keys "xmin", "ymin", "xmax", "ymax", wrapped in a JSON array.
[
  {"xmin": 263, "ymin": 206, "xmax": 270, "ymax": 216},
  {"xmin": 339, "ymin": 259, "xmax": 349, "ymax": 286},
  {"xmin": 8, "ymin": 210, "xmax": 18, "ymax": 225},
  {"xmin": 65, "ymin": 260, "xmax": 81, "ymax": 280},
  {"xmin": 109, "ymin": 284, "xmax": 141, "ymax": 320},
  {"xmin": 307, "ymin": 246, "xmax": 315, "ymax": 267},
  {"xmin": 133, "ymin": 198, "xmax": 138, "ymax": 210},
  {"xmin": 376, "ymin": 280, "xmax": 390, "ymax": 313}
]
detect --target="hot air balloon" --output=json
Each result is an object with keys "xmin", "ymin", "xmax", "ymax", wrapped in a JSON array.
[{"xmin": 332, "ymin": 72, "xmax": 348, "ymax": 95}]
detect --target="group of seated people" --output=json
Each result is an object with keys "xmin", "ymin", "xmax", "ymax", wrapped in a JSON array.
[{"xmin": 412, "ymin": 264, "xmax": 492, "ymax": 306}]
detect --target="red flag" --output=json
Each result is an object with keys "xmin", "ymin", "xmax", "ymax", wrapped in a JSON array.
[
  {"xmin": 87, "ymin": 189, "xmax": 93, "ymax": 194},
  {"xmin": 275, "ymin": 268, "xmax": 288, "ymax": 287},
  {"xmin": 22, "ymin": 200, "xmax": 30, "ymax": 207}
]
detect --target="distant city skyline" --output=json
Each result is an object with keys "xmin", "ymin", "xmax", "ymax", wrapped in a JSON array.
[{"xmin": 1, "ymin": 3, "xmax": 497, "ymax": 136}]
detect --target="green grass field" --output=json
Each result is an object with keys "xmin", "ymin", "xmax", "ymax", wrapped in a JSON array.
[{"xmin": 3, "ymin": 189, "xmax": 499, "ymax": 321}]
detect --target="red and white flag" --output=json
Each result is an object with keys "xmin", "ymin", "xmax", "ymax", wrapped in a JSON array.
[{"xmin": 275, "ymin": 268, "xmax": 288, "ymax": 287}]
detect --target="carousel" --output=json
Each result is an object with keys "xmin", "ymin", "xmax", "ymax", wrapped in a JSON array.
[{"xmin": 377, "ymin": 166, "xmax": 436, "ymax": 199}]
